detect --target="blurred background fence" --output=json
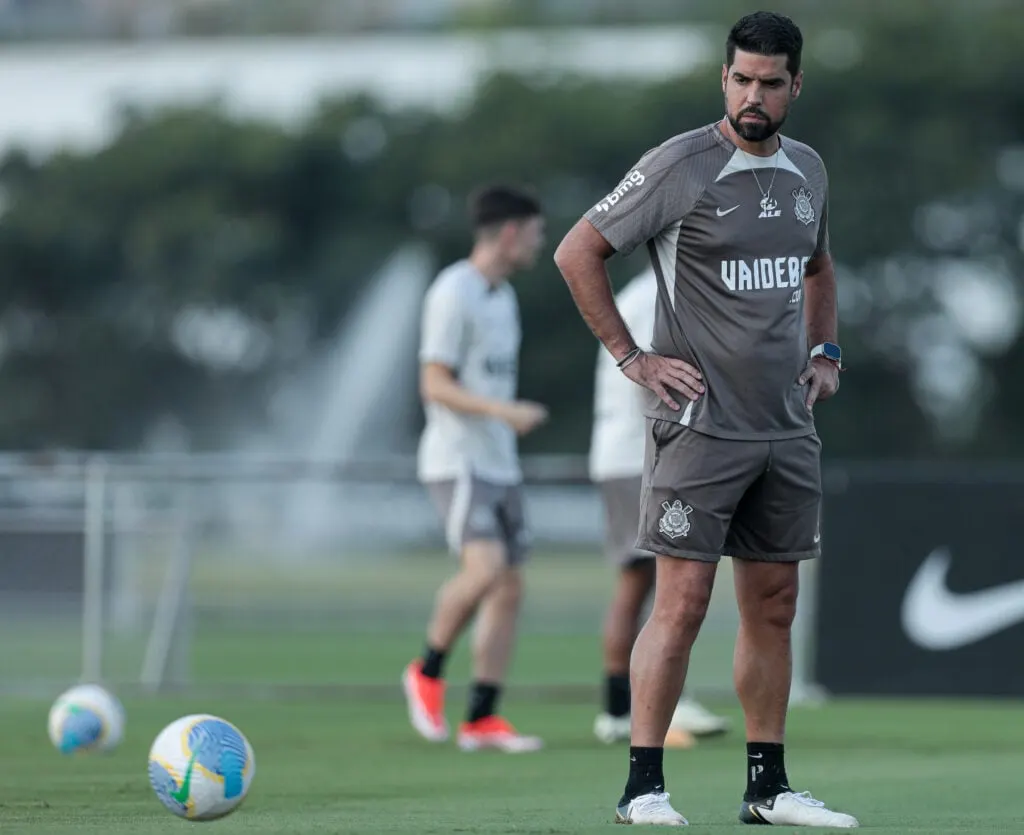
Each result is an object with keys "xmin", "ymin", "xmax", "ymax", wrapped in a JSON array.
[{"xmin": 0, "ymin": 452, "xmax": 774, "ymax": 701}]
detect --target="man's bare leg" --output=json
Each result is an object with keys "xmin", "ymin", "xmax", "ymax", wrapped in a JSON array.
[
  {"xmin": 733, "ymin": 559, "xmax": 798, "ymax": 800},
  {"xmin": 734, "ymin": 559, "xmax": 859, "ymax": 825},
  {"xmin": 455, "ymin": 567, "xmax": 523, "ymax": 720},
  {"xmin": 619, "ymin": 556, "xmax": 717, "ymax": 803},
  {"xmin": 602, "ymin": 560, "xmax": 656, "ymax": 715},
  {"xmin": 403, "ymin": 540, "xmax": 504, "ymax": 741},
  {"xmin": 597, "ymin": 558, "xmax": 729, "ymax": 743},
  {"xmin": 425, "ymin": 540, "xmax": 506, "ymax": 654},
  {"xmin": 456, "ymin": 564, "xmax": 542, "ymax": 750},
  {"xmin": 596, "ymin": 559, "xmax": 658, "ymax": 745}
]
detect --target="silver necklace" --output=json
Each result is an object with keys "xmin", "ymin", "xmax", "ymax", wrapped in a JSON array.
[
  {"xmin": 742, "ymin": 146, "xmax": 780, "ymax": 217},
  {"xmin": 743, "ymin": 147, "xmax": 780, "ymax": 201}
]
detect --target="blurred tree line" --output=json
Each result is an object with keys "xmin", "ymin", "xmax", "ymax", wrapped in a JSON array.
[
  {"xmin": 0, "ymin": 8, "xmax": 1022, "ymax": 460},
  {"xmin": 7, "ymin": 0, "xmax": 1017, "ymax": 40}
]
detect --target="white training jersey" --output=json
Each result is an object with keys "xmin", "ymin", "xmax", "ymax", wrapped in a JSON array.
[
  {"xmin": 417, "ymin": 259, "xmax": 522, "ymax": 485},
  {"xmin": 588, "ymin": 269, "xmax": 657, "ymax": 482}
]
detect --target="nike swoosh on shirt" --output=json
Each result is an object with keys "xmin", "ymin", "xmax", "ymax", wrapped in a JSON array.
[
  {"xmin": 716, "ymin": 205, "xmax": 739, "ymax": 217},
  {"xmin": 901, "ymin": 547, "xmax": 1024, "ymax": 650}
]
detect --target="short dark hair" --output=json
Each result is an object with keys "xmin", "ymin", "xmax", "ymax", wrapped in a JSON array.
[
  {"xmin": 468, "ymin": 184, "xmax": 542, "ymax": 231},
  {"xmin": 726, "ymin": 11, "xmax": 803, "ymax": 78}
]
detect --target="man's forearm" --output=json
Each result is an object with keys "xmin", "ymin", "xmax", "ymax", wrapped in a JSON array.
[
  {"xmin": 555, "ymin": 244, "xmax": 635, "ymax": 363},
  {"xmin": 421, "ymin": 370, "xmax": 501, "ymax": 418},
  {"xmin": 804, "ymin": 259, "xmax": 838, "ymax": 348}
]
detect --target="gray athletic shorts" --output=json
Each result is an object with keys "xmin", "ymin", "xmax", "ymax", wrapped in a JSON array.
[
  {"xmin": 597, "ymin": 476, "xmax": 654, "ymax": 567},
  {"xmin": 637, "ymin": 419, "xmax": 822, "ymax": 563},
  {"xmin": 425, "ymin": 475, "xmax": 530, "ymax": 565}
]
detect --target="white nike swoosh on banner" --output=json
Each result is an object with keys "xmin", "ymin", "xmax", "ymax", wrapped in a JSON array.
[{"xmin": 901, "ymin": 547, "xmax": 1024, "ymax": 650}]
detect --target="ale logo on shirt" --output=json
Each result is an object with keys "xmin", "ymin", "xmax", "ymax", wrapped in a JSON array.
[{"xmin": 758, "ymin": 195, "xmax": 781, "ymax": 219}]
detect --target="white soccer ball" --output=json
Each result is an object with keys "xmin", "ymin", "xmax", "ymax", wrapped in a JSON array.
[
  {"xmin": 47, "ymin": 683, "xmax": 125, "ymax": 754},
  {"xmin": 148, "ymin": 714, "xmax": 256, "ymax": 821}
]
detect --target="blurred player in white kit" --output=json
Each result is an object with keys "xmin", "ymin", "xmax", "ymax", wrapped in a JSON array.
[{"xmin": 403, "ymin": 184, "xmax": 549, "ymax": 752}]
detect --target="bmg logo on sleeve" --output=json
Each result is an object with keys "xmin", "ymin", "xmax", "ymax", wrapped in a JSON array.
[{"xmin": 594, "ymin": 170, "xmax": 646, "ymax": 212}]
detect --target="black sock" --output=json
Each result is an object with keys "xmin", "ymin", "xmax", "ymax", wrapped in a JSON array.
[
  {"xmin": 605, "ymin": 673, "xmax": 631, "ymax": 718},
  {"xmin": 420, "ymin": 645, "xmax": 447, "ymax": 679},
  {"xmin": 467, "ymin": 681, "xmax": 501, "ymax": 722},
  {"xmin": 744, "ymin": 742, "xmax": 791, "ymax": 801},
  {"xmin": 619, "ymin": 746, "xmax": 665, "ymax": 805}
]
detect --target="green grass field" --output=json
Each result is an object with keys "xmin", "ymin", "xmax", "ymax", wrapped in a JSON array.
[
  {"xmin": 4, "ymin": 551, "xmax": 1024, "ymax": 832},
  {"xmin": 4, "ymin": 696, "xmax": 1024, "ymax": 833}
]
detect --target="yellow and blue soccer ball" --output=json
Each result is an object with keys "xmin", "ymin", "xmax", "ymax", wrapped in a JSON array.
[
  {"xmin": 47, "ymin": 684, "xmax": 125, "ymax": 754},
  {"xmin": 148, "ymin": 714, "xmax": 256, "ymax": 821}
]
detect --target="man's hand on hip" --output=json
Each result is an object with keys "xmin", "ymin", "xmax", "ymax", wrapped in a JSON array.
[{"xmin": 622, "ymin": 352, "xmax": 704, "ymax": 412}]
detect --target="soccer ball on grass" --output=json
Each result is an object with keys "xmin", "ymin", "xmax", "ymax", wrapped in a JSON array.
[
  {"xmin": 148, "ymin": 714, "xmax": 256, "ymax": 821},
  {"xmin": 48, "ymin": 683, "xmax": 125, "ymax": 754}
]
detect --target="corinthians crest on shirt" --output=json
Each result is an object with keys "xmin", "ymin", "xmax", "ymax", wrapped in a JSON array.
[
  {"xmin": 792, "ymin": 186, "xmax": 815, "ymax": 225},
  {"xmin": 658, "ymin": 499, "xmax": 693, "ymax": 539}
]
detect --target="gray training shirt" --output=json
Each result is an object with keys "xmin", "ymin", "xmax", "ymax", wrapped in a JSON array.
[{"xmin": 585, "ymin": 122, "xmax": 831, "ymax": 441}]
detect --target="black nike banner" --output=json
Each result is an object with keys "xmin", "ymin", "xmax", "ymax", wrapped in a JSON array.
[{"xmin": 814, "ymin": 466, "xmax": 1024, "ymax": 697}]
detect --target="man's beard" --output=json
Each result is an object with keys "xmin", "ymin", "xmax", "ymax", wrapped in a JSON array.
[{"xmin": 727, "ymin": 106, "xmax": 787, "ymax": 143}]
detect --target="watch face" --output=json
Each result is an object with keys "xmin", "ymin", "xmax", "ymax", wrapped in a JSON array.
[{"xmin": 823, "ymin": 343, "xmax": 841, "ymax": 361}]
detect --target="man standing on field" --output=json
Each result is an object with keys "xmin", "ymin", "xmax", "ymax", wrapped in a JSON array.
[
  {"xmin": 403, "ymin": 184, "xmax": 548, "ymax": 753},
  {"xmin": 554, "ymin": 12, "xmax": 858, "ymax": 828}
]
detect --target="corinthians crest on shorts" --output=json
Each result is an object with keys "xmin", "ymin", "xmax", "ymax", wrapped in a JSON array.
[
  {"xmin": 792, "ymin": 186, "xmax": 815, "ymax": 225},
  {"xmin": 659, "ymin": 499, "xmax": 693, "ymax": 539}
]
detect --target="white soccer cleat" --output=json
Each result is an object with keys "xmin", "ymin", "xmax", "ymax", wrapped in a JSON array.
[
  {"xmin": 669, "ymin": 698, "xmax": 729, "ymax": 737},
  {"xmin": 596, "ymin": 699, "xmax": 727, "ymax": 746},
  {"xmin": 594, "ymin": 712, "xmax": 631, "ymax": 744},
  {"xmin": 740, "ymin": 791, "xmax": 859, "ymax": 828},
  {"xmin": 615, "ymin": 792, "xmax": 688, "ymax": 826}
]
